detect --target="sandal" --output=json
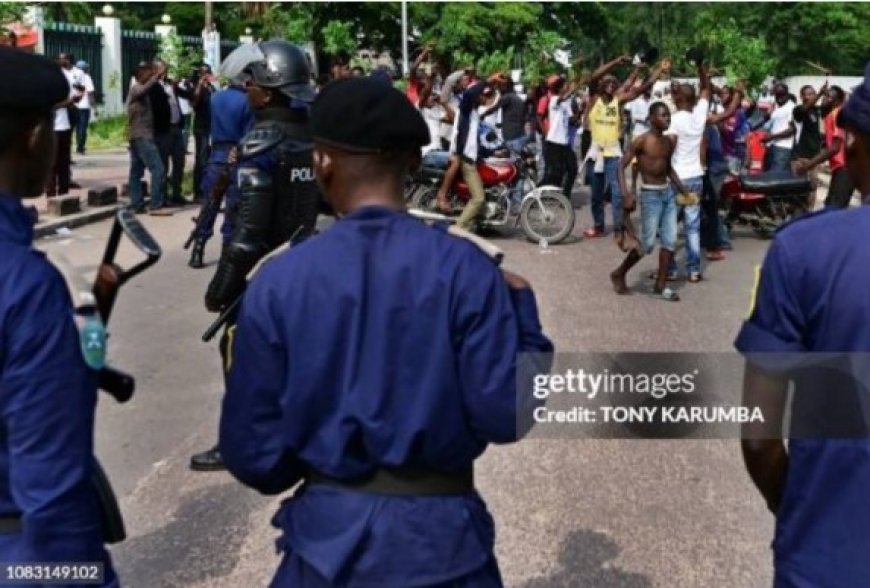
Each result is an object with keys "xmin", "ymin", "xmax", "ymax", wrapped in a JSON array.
[
  {"xmin": 656, "ymin": 287, "xmax": 680, "ymax": 302},
  {"xmin": 706, "ymin": 250, "xmax": 727, "ymax": 261},
  {"xmin": 688, "ymin": 272, "xmax": 703, "ymax": 283}
]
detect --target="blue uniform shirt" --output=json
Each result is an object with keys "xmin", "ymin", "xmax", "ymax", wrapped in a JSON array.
[
  {"xmin": 735, "ymin": 205, "xmax": 870, "ymax": 588},
  {"xmin": 209, "ymin": 86, "xmax": 254, "ymax": 147},
  {"xmin": 0, "ymin": 196, "xmax": 116, "ymax": 585},
  {"xmin": 220, "ymin": 206, "xmax": 553, "ymax": 586}
]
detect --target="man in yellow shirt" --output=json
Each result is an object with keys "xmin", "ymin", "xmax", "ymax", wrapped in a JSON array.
[{"xmin": 584, "ymin": 58, "xmax": 671, "ymax": 239}]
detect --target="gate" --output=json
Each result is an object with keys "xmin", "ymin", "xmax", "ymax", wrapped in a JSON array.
[
  {"xmin": 43, "ymin": 22, "xmax": 104, "ymax": 104},
  {"xmin": 121, "ymin": 30, "xmax": 159, "ymax": 101}
]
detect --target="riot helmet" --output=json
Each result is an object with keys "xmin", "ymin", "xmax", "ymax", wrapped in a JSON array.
[{"xmin": 245, "ymin": 40, "xmax": 315, "ymax": 102}]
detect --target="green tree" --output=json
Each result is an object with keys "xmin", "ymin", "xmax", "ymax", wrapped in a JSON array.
[{"xmin": 321, "ymin": 20, "xmax": 356, "ymax": 56}]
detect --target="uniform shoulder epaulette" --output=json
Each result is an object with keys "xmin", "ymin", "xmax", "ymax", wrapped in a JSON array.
[
  {"xmin": 239, "ymin": 123, "xmax": 286, "ymax": 160},
  {"xmin": 406, "ymin": 209, "xmax": 503, "ymax": 264}
]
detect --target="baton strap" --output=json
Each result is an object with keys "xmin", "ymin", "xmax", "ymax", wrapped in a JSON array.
[{"xmin": 307, "ymin": 466, "xmax": 474, "ymax": 496}]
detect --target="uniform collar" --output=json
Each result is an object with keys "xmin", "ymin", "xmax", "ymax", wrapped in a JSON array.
[
  {"xmin": 0, "ymin": 195, "xmax": 35, "ymax": 246},
  {"xmin": 341, "ymin": 204, "xmax": 404, "ymax": 221}
]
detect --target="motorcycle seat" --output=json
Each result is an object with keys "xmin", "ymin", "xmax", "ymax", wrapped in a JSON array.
[{"xmin": 739, "ymin": 171, "xmax": 813, "ymax": 195}]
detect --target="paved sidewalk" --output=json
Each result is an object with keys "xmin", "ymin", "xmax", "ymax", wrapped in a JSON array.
[{"xmin": 34, "ymin": 148, "xmax": 197, "ymax": 238}]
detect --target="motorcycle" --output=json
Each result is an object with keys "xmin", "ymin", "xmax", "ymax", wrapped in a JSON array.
[
  {"xmin": 721, "ymin": 131, "xmax": 814, "ymax": 238},
  {"xmin": 406, "ymin": 144, "xmax": 576, "ymax": 244}
]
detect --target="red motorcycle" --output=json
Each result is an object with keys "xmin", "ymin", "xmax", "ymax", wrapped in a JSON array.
[
  {"xmin": 406, "ymin": 147, "xmax": 576, "ymax": 244},
  {"xmin": 721, "ymin": 131, "xmax": 813, "ymax": 238}
]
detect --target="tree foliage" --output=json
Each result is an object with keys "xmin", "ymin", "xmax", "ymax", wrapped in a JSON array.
[{"xmin": 19, "ymin": 2, "xmax": 868, "ymax": 81}]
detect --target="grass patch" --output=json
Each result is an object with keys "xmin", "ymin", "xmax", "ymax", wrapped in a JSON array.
[{"xmin": 87, "ymin": 115, "xmax": 128, "ymax": 152}]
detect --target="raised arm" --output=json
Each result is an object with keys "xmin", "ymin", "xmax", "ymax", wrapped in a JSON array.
[
  {"xmin": 586, "ymin": 54, "xmax": 631, "ymax": 88},
  {"xmin": 618, "ymin": 59, "xmax": 670, "ymax": 105}
]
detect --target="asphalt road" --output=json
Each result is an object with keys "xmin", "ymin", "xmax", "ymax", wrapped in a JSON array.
[{"xmin": 37, "ymin": 189, "xmax": 775, "ymax": 588}]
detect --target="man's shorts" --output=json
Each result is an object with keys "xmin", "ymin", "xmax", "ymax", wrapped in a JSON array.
[{"xmin": 640, "ymin": 185, "xmax": 678, "ymax": 254}]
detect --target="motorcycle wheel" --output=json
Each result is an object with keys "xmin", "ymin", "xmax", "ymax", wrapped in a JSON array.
[
  {"xmin": 410, "ymin": 184, "xmax": 439, "ymax": 211},
  {"xmin": 519, "ymin": 187, "xmax": 575, "ymax": 244}
]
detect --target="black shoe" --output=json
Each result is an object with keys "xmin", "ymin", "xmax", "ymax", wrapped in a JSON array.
[
  {"xmin": 190, "ymin": 446, "xmax": 225, "ymax": 471},
  {"xmin": 167, "ymin": 196, "xmax": 190, "ymax": 207},
  {"xmin": 131, "ymin": 204, "xmax": 147, "ymax": 215},
  {"xmin": 188, "ymin": 241, "xmax": 205, "ymax": 269}
]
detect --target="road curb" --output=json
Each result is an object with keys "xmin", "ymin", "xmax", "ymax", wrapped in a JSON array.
[{"xmin": 35, "ymin": 204, "xmax": 122, "ymax": 239}]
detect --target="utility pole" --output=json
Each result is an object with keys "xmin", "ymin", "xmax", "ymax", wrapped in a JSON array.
[
  {"xmin": 401, "ymin": 0, "xmax": 409, "ymax": 77},
  {"xmin": 205, "ymin": 0, "xmax": 213, "ymax": 31}
]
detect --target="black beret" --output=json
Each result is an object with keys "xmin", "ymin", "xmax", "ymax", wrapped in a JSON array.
[
  {"xmin": 310, "ymin": 77, "xmax": 430, "ymax": 153},
  {"xmin": 0, "ymin": 46, "xmax": 69, "ymax": 114}
]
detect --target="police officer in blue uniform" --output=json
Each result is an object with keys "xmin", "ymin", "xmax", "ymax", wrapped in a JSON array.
[
  {"xmin": 190, "ymin": 41, "xmax": 320, "ymax": 471},
  {"xmin": 218, "ymin": 77, "xmax": 554, "ymax": 587},
  {"xmin": 0, "ymin": 47, "xmax": 118, "ymax": 587},
  {"xmin": 736, "ymin": 62, "xmax": 870, "ymax": 588},
  {"xmin": 187, "ymin": 74, "xmax": 255, "ymax": 269}
]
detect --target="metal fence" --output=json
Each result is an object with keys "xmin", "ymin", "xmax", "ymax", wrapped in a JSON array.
[
  {"xmin": 179, "ymin": 34, "xmax": 203, "ymax": 54},
  {"xmin": 43, "ymin": 22, "xmax": 104, "ymax": 104},
  {"xmin": 121, "ymin": 30, "xmax": 159, "ymax": 101}
]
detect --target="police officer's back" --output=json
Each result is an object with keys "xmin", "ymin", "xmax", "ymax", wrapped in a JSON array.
[
  {"xmin": 205, "ymin": 41, "xmax": 319, "ymax": 311},
  {"xmin": 218, "ymin": 77, "xmax": 554, "ymax": 587},
  {"xmin": 737, "ymin": 63, "xmax": 870, "ymax": 588},
  {"xmin": 0, "ymin": 47, "xmax": 117, "ymax": 586},
  {"xmin": 191, "ymin": 41, "xmax": 319, "ymax": 472}
]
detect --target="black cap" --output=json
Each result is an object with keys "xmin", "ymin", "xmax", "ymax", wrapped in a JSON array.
[
  {"xmin": 310, "ymin": 77, "xmax": 430, "ymax": 154},
  {"xmin": 0, "ymin": 46, "xmax": 69, "ymax": 114}
]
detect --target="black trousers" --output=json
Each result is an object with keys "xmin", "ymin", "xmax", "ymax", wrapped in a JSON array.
[
  {"xmin": 46, "ymin": 130, "xmax": 72, "ymax": 196},
  {"xmin": 156, "ymin": 126, "xmax": 186, "ymax": 199},
  {"xmin": 193, "ymin": 131, "xmax": 210, "ymax": 201},
  {"xmin": 541, "ymin": 141, "xmax": 577, "ymax": 200},
  {"xmin": 825, "ymin": 168, "xmax": 856, "ymax": 209}
]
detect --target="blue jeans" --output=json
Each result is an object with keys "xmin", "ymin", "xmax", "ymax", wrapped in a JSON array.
[
  {"xmin": 129, "ymin": 138, "xmax": 165, "ymax": 209},
  {"xmin": 669, "ymin": 177, "xmax": 703, "ymax": 275},
  {"xmin": 640, "ymin": 187, "xmax": 677, "ymax": 254},
  {"xmin": 505, "ymin": 136, "xmax": 532, "ymax": 205},
  {"xmin": 75, "ymin": 108, "xmax": 90, "ymax": 153},
  {"xmin": 765, "ymin": 146, "xmax": 792, "ymax": 173},
  {"xmin": 590, "ymin": 157, "xmax": 623, "ymax": 231}
]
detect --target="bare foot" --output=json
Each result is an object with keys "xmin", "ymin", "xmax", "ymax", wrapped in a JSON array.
[{"xmin": 610, "ymin": 270, "xmax": 631, "ymax": 295}]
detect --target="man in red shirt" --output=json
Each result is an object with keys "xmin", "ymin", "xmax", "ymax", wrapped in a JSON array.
[{"xmin": 794, "ymin": 86, "xmax": 856, "ymax": 208}]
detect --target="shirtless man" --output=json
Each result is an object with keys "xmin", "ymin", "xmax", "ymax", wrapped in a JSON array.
[{"xmin": 611, "ymin": 102, "xmax": 688, "ymax": 301}]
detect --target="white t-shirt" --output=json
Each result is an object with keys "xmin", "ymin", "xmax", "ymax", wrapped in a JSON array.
[
  {"xmin": 54, "ymin": 69, "xmax": 79, "ymax": 132},
  {"xmin": 76, "ymin": 73, "xmax": 96, "ymax": 110},
  {"xmin": 479, "ymin": 100, "xmax": 502, "ymax": 143},
  {"xmin": 421, "ymin": 105, "xmax": 445, "ymax": 154},
  {"xmin": 665, "ymin": 98, "xmax": 709, "ymax": 180},
  {"xmin": 546, "ymin": 95, "xmax": 573, "ymax": 146},
  {"xmin": 177, "ymin": 79, "xmax": 193, "ymax": 116},
  {"xmin": 449, "ymin": 109, "xmax": 481, "ymax": 162},
  {"xmin": 440, "ymin": 94, "xmax": 459, "ymax": 142},
  {"xmin": 769, "ymin": 100, "xmax": 796, "ymax": 149},
  {"xmin": 628, "ymin": 97, "xmax": 650, "ymax": 138}
]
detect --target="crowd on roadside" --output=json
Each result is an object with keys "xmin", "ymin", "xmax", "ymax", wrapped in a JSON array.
[{"xmin": 383, "ymin": 49, "xmax": 857, "ymax": 301}]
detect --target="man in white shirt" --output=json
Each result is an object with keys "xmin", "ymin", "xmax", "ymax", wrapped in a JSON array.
[
  {"xmin": 46, "ymin": 53, "xmax": 82, "ymax": 196},
  {"xmin": 664, "ymin": 64, "xmax": 743, "ymax": 282},
  {"xmin": 74, "ymin": 60, "xmax": 96, "ymax": 155},
  {"xmin": 761, "ymin": 83, "xmax": 797, "ymax": 173},
  {"xmin": 628, "ymin": 90, "xmax": 652, "ymax": 139},
  {"xmin": 540, "ymin": 76, "xmax": 578, "ymax": 200}
]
